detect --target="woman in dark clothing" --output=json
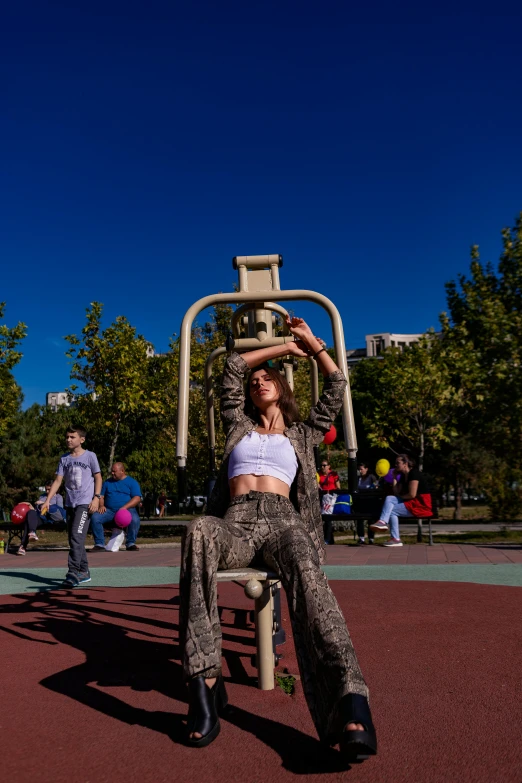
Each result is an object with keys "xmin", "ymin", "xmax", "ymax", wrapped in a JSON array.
[
  {"xmin": 180, "ymin": 317, "xmax": 377, "ymax": 762},
  {"xmin": 370, "ymin": 454, "xmax": 432, "ymax": 546},
  {"xmin": 357, "ymin": 462, "xmax": 377, "ymax": 490}
]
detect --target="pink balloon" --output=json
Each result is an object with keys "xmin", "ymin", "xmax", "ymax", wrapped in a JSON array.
[{"xmin": 114, "ymin": 508, "xmax": 132, "ymax": 528}]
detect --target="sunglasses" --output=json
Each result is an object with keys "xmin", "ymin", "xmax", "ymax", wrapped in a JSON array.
[{"xmin": 321, "ymin": 464, "xmax": 329, "ymax": 467}]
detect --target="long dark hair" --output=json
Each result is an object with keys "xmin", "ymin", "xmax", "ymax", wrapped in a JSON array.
[
  {"xmin": 244, "ymin": 363, "xmax": 301, "ymax": 426},
  {"xmin": 397, "ymin": 453, "xmax": 416, "ymax": 468}
]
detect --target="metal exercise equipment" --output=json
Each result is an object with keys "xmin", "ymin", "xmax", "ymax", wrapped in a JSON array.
[
  {"xmin": 176, "ymin": 254, "xmax": 359, "ymax": 499},
  {"xmin": 176, "ymin": 254, "xmax": 359, "ymax": 689}
]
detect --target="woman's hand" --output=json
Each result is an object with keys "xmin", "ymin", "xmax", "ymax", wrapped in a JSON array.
[
  {"xmin": 285, "ymin": 317, "xmax": 325, "ymax": 354},
  {"xmin": 285, "ymin": 317, "xmax": 315, "ymax": 348},
  {"xmin": 287, "ymin": 339, "xmax": 312, "ymax": 358}
]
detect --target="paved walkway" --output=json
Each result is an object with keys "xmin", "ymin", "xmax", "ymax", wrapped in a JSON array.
[
  {"xmin": 1, "ymin": 544, "xmax": 522, "ymax": 594},
  {"xmin": 3, "ymin": 542, "xmax": 521, "ymax": 568}
]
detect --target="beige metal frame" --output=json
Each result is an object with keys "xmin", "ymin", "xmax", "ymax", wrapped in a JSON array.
[
  {"xmin": 177, "ymin": 254, "xmax": 358, "ymax": 688},
  {"xmin": 177, "ymin": 290, "xmax": 357, "ymax": 469},
  {"xmin": 216, "ymin": 567, "xmax": 279, "ymax": 690}
]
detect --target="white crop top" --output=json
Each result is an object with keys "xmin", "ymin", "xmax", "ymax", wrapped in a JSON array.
[{"xmin": 228, "ymin": 431, "xmax": 298, "ymax": 487}]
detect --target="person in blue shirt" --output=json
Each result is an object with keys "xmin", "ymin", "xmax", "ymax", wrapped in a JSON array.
[{"xmin": 90, "ymin": 462, "xmax": 142, "ymax": 552}]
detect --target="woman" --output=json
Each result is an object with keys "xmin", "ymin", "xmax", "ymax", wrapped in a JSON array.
[
  {"xmin": 318, "ymin": 460, "xmax": 341, "ymax": 491},
  {"xmin": 16, "ymin": 485, "xmax": 65, "ymax": 556},
  {"xmin": 357, "ymin": 462, "xmax": 377, "ymax": 490},
  {"xmin": 355, "ymin": 463, "xmax": 378, "ymax": 545},
  {"xmin": 158, "ymin": 490, "xmax": 169, "ymax": 518},
  {"xmin": 180, "ymin": 317, "xmax": 377, "ymax": 761},
  {"xmin": 370, "ymin": 454, "xmax": 432, "ymax": 546}
]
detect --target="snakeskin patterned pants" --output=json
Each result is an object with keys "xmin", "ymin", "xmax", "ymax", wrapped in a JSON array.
[{"xmin": 179, "ymin": 491, "xmax": 369, "ymax": 740}]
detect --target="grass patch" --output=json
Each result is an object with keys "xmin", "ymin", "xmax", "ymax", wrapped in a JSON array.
[
  {"xmin": 437, "ymin": 505, "xmax": 490, "ymax": 521},
  {"xmin": 8, "ymin": 529, "xmax": 182, "ymax": 549},
  {"xmin": 401, "ymin": 529, "xmax": 522, "ymax": 545},
  {"xmin": 275, "ymin": 673, "xmax": 296, "ymax": 695},
  {"xmin": 334, "ymin": 529, "xmax": 522, "ymax": 545}
]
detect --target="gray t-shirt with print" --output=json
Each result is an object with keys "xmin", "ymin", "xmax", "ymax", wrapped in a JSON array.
[{"xmin": 57, "ymin": 450, "xmax": 101, "ymax": 507}]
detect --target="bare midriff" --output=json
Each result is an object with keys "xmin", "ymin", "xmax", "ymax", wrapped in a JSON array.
[{"xmin": 229, "ymin": 474, "xmax": 291, "ymax": 498}]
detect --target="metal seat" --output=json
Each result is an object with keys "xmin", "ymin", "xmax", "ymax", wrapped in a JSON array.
[{"xmin": 216, "ymin": 567, "xmax": 284, "ymax": 690}]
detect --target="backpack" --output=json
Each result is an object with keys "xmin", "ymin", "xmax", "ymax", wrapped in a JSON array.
[{"xmin": 333, "ymin": 494, "xmax": 352, "ymax": 515}]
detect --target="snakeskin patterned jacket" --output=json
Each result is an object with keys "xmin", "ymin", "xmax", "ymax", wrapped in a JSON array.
[{"xmin": 206, "ymin": 351, "xmax": 348, "ymax": 564}]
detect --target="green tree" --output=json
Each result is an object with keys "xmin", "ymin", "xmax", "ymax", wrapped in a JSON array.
[
  {"xmin": 0, "ymin": 302, "xmax": 27, "ymax": 438},
  {"xmin": 351, "ymin": 335, "xmax": 463, "ymax": 470},
  {"xmin": 0, "ymin": 404, "xmax": 71, "ymax": 506},
  {"xmin": 65, "ymin": 302, "xmax": 169, "ymax": 469},
  {"xmin": 440, "ymin": 212, "xmax": 522, "ymax": 516}
]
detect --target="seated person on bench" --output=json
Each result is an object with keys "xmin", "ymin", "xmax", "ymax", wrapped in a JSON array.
[
  {"xmin": 356, "ymin": 462, "xmax": 378, "ymax": 545},
  {"xmin": 180, "ymin": 316, "xmax": 377, "ymax": 762},
  {"xmin": 370, "ymin": 454, "xmax": 432, "ymax": 547},
  {"xmin": 16, "ymin": 484, "xmax": 65, "ymax": 556},
  {"xmin": 90, "ymin": 462, "xmax": 142, "ymax": 552},
  {"xmin": 318, "ymin": 459, "xmax": 341, "ymax": 544}
]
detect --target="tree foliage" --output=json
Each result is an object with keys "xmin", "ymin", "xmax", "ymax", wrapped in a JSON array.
[
  {"xmin": 351, "ymin": 335, "xmax": 463, "ymax": 470},
  {"xmin": 439, "ymin": 212, "xmax": 522, "ymax": 516},
  {"xmin": 0, "ymin": 302, "xmax": 27, "ymax": 438},
  {"xmin": 65, "ymin": 302, "xmax": 171, "ymax": 468},
  {"xmin": 0, "ymin": 404, "xmax": 71, "ymax": 506}
]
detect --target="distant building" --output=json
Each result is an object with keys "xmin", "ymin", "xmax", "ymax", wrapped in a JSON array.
[
  {"xmin": 46, "ymin": 392, "xmax": 71, "ymax": 412},
  {"xmin": 346, "ymin": 332, "xmax": 425, "ymax": 368}
]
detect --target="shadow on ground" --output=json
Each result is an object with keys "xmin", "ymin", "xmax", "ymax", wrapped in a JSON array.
[{"xmin": 0, "ymin": 588, "xmax": 351, "ymax": 775}]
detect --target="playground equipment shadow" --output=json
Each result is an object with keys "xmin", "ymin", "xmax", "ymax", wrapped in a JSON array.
[{"xmin": 1, "ymin": 580, "xmax": 521, "ymax": 783}]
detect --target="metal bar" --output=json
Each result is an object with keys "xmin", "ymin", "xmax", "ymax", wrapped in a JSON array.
[
  {"xmin": 255, "ymin": 579, "xmax": 275, "ymax": 690},
  {"xmin": 231, "ymin": 301, "xmax": 290, "ymax": 338},
  {"xmin": 233, "ymin": 254, "xmax": 283, "ymax": 270},
  {"xmin": 177, "ymin": 289, "xmax": 357, "ymax": 467},
  {"xmin": 308, "ymin": 357, "xmax": 319, "ymax": 405},
  {"xmin": 283, "ymin": 361, "xmax": 294, "ymax": 391}
]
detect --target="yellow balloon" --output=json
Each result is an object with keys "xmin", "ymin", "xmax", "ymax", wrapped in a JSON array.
[{"xmin": 375, "ymin": 458, "xmax": 390, "ymax": 478}]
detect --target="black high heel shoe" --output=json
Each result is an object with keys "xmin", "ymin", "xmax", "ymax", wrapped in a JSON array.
[
  {"xmin": 185, "ymin": 675, "xmax": 228, "ymax": 748},
  {"xmin": 329, "ymin": 693, "xmax": 377, "ymax": 763}
]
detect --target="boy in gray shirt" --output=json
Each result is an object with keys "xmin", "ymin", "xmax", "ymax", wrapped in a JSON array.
[{"xmin": 44, "ymin": 425, "xmax": 102, "ymax": 587}]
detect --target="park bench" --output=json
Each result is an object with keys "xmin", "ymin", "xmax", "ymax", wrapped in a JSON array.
[
  {"xmin": 322, "ymin": 489, "xmax": 439, "ymax": 545},
  {"xmin": 216, "ymin": 567, "xmax": 285, "ymax": 691},
  {"xmin": 0, "ymin": 512, "xmax": 67, "ymax": 553}
]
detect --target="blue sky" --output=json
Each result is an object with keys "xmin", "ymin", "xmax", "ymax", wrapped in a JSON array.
[{"xmin": 2, "ymin": 2, "xmax": 522, "ymax": 406}]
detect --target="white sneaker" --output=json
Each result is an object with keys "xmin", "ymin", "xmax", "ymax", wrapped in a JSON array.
[
  {"xmin": 370, "ymin": 521, "xmax": 389, "ymax": 531},
  {"xmin": 29, "ymin": 532, "xmax": 39, "ymax": 541},
  {"xmin": 383, "ymin": 538, "xmax": 403, "ymax": 547}
]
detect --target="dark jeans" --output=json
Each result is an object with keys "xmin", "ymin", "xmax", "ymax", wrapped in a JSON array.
[
  {"xmin": 322, "ymin": 515, "xmax": 334, "ymax": 544},
  {"xmin": 21, "ymin": 509, "xmax": 41, "ymax": 548},
  {"xmin": 356, "ymin": 518, "xmax": 375, "ymax": 542},
  {"xmin": 90, "ymin": 507, "xmax": 141, "ymax": 547},
  {"xmin": 66, "ymin": 505, "xmax": 90, "ymax": 577}
]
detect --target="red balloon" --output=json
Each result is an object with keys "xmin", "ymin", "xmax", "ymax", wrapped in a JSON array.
[
  {"xmin": 323, "ymin": 425, "xmax": 337, "ymax": 445},
  {"xmin": 11, "ymin": 502, "xmax": 31, "ymax": 525}
]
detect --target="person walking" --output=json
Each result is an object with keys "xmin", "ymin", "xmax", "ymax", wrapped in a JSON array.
[
  {"xmin": 90, "ymin": 462, "xmax": 142, "ymax": 552},
  {"xmin": 179, "ymin": 316, "xmax": 377, "ymax": 762},
  {"xmin": 43, "ymin": 426, "xmax": 102, "ymax": 587}
]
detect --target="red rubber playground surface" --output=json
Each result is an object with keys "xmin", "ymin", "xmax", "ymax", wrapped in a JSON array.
[{"xmin": 2, "ymin": 575, "xmax": 522, "ymax": 783}]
